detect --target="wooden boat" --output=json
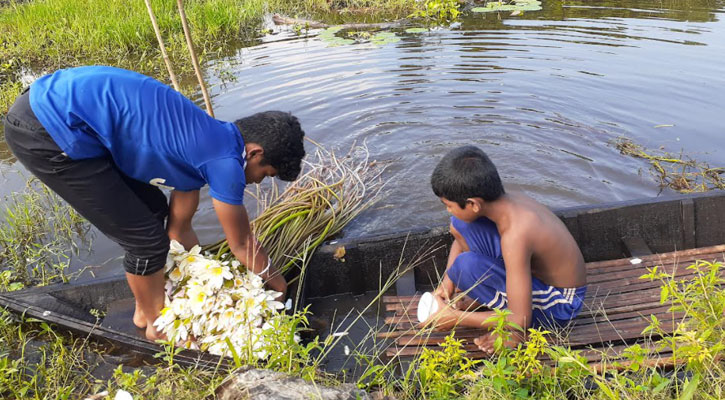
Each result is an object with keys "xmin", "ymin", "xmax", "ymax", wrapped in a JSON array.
[{"xmin": 1, "ymin": 191, "xmax": 723, "ymax": 369}]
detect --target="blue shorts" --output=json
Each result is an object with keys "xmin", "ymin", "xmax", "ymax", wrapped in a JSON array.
[{"xmin": 447, "ymin": 216, "xmax": 586, "ymax": 328}]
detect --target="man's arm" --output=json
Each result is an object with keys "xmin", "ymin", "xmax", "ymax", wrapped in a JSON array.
[
  {"xmin": 167, "ymin": 190, "xmax": 201, "ymax": 249},
  {"xmin": 212, "ymin": 198, "xmax": 287, "ymax": 296}
]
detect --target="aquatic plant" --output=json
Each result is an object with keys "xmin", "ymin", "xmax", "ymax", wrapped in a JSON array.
[
  {"xmin": 319, "ymin": 26, "xmax": 401, "ymax": 46},
  {"xmin": 205, "ymin": 142, "xmax": 385, "ymax": 275},
  {"xmin": 153, "ymin": 240, "xmax": 288, "ymax": 359},
  {"xmin": 0, "ymin": 178, "xmax": 90, "ymax": 291},
  {"xmin": 472, "ymin": 0, "xmax": 543, "ymax": 13},
  {"xmin": 409, "ymin": 0, "xmax": 461, "ymax": 24},
  {"xmin": 616, "ymin": 137, "xmax": 725, "ymax": 193}
]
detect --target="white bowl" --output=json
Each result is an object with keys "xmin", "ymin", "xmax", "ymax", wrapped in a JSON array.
[{"xmin": 417, "ymin": 292, "xmax": 439, "ymax": 323}]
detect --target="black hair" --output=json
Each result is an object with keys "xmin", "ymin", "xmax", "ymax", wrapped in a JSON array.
[
  {"xmin": 234, "ymin": 111, "xmax": 306, "ymax": 181},
  {"xmin": 431, "ymin": 145, "xmax": 505, "ymax": 208}
]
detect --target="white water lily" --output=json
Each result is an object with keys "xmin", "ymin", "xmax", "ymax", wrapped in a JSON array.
[{"xmin": 156, "ymin": 240, "xmax": 284, "ymax": 358}]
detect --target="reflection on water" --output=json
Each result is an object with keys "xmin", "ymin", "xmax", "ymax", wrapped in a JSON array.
[{"xmin": 1, "ymin": 0, "xmax": 724, "ymax": 272}]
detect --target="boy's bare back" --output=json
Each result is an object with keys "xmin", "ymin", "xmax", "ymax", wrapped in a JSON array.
[{"xmin": 496, "ymin": 192, "xmax": 586, "ymax": 289}]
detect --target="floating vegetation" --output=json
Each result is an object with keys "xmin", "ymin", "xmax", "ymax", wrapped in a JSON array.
[
  {"xmin": 405, "ymin": 27, "xmax": 429, "ymax": 33},
  {"xmin": 319, "ymin": 26, "xmax": 355, "ymax": 46},
  {"xmin": 204, "ymin": 143, "xmax": 385, "ymax": 275},
  {"xmin": 319, "ymin": 26, "xmax": 401, "ymax": 46},
  {"xmin": 472, "ymin": 0, "xmax": 543, "ymax": 13},
  {"xmin": 616, "ymin": 138, "xmax": 725, "ymax": 193},
  {"xmin": 370, "ymin": 31, "xmax": 400, "ymax": 45}
]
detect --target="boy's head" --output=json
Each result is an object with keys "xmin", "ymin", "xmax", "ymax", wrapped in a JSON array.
[
  {"xmin": 431, "ymin": 145, "xmax": 504, "ymax": 216},
  {"xmin": 235, "ymin": 111, "xmax": 306, "ymax": 184}
]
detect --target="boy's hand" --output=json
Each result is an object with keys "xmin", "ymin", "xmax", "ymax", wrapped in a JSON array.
[
  {"xmin": 265, "ymin": 272, "xmax": 287, "ymax": 301},
  {"xmin": 417, "ymin": 294, "xmax": 459, "ymax": 331},
  {"xmin": 433, "ymin": 274, "xmax": 455, "ymax": 302}
]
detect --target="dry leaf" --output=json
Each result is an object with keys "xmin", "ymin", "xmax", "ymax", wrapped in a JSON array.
[{"xmin": 333, "ymin": 246, "xmax": 346, "ymax": 261}]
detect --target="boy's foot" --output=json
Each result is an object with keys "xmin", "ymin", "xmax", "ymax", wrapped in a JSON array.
[
  {"xmin": 133, "ymin": 302, "xmax": 147, "ymax": 329},
  {"xmin": 145, "ymin": 323, "xmax": 167, "ymax": 342},
  {"xmin": 474, "ymin": 331, "xmax": 523, "ymax": 354}
]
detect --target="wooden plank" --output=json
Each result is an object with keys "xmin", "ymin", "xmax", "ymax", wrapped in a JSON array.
[
  {"xmin": 584, "ymin": 245, "xmax": 725, "ymax": 269},
  {"xmin": 379, "ymin": 245, "xmax": 723, "ymax": 369}
]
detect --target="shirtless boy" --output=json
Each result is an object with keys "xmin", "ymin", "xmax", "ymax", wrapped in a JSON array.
[{"xmin": 424, "ymin": 145, "xmax": 587, "ymax": 353}]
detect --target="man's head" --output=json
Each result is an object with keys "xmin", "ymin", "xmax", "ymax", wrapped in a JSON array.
[
  {"xmin": 235, "ymin": 111, "xmax": 306, "ymax": 184},
  {"xmin": 431, "ymin": 146, "xmax": 504, "ymax": 220}
]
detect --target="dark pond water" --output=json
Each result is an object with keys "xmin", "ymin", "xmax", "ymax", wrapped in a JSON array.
[{"xmin": 1, "ymin": 0, "xmax": 724, "ymax": 276}]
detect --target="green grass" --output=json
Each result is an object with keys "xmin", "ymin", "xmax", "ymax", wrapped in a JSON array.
[{"xmin": 0, "ymin": 0, "xmax": 422, "ymax": 117}]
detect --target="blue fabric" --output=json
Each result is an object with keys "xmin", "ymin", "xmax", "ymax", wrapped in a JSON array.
[
  {"xmin": 29, "ymin": 66, "xmax": 247, "ymax": 204},
  {"xmin": 447, "ymin": 216, "xmax": 587, "ymax": 327}
]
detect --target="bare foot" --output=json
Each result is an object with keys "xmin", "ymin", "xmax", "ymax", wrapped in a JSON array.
[
  {"xmin": 133, "ymin": 302, "xmax": 147, "ymax": 329},
  {"xmin": 145, "ymin": 323, "xmax": 168, "ymax": 342},
  {"xmin": 474, "ymin": 331, "xmax": 523, "ymax": 354},
  {"xmin": 474, "ymin": 332, "xmax": 495, "ymax": 355}
]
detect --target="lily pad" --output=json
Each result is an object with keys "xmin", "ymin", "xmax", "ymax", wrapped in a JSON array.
[
  {"xmin": 370, "ymin": 31, "xmax": 400, "ymax": 45},
  {"xmin": 472, "ymin": 0, "xmax": 542, "ymax": 13},
  {"xmin": 319, "ymin": 26, "xmax": 354, "ymax": 46},
  {"xmin": 405, "ymin": 27, "xmax": 428, "ymax": 34}
]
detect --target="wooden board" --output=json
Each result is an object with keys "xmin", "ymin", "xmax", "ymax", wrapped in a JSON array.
[{"xmin": 377, "ymin": 244, "xmax": 725, "ymax": 369}]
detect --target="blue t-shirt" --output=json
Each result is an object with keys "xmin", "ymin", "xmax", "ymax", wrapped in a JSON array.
[{"xmin": 29, "ymin": 66, "xmax": 247, "ymax": 205}]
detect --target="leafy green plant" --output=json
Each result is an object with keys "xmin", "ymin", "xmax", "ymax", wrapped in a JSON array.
[
  {"xmin": 471, "ymin": 0, "xmax": 542, "ymax": 13},
  {"xmin": 410, "ymin": 0, "xmax": 461, "ymax": 24},
  {"xmin": 413, "ymin": 333, "xmax": 480, "ymax": 399},
  {"xmin": 641, "ymin": 261, "xmax": 725, "ymax": 368}
]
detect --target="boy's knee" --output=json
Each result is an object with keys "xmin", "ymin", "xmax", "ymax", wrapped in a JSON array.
[
  {"xmin": 123, "ymin": 236, "xmax": 170, "ymax": 276},
  {"xmin": 447, "ymin": 252, "xmax": 482, "ymax": 288}
]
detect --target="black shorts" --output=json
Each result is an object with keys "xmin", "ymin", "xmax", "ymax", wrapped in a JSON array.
[{"xmin": 3, "ymin": 89, "xmax": 170, "ymax": 276}]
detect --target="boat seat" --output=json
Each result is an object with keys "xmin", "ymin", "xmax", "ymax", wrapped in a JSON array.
[{"xmin": 378, "ymin": 244, "xmax": 725, "ymax": 371}]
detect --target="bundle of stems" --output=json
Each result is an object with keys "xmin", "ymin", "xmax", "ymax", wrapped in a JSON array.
[{"xmin": 203, "ymin": 142, "xmax": 385, "ymax": 274}]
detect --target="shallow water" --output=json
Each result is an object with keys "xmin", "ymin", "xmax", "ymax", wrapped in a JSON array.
[{"xmin": 1, "ymin": 0, "xmax": 724, "ymax": 275}]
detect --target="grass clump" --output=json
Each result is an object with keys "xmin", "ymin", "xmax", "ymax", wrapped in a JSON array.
[
  {"xmin": 0, "ymin": 0, "xmax": 271, "ymax": 116},
  {"xmin": 615, "ymin": 137, "xmax": 725, "ymax": 193}
]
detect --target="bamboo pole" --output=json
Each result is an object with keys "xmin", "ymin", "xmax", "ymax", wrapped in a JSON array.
[
  {"xmin": 176, "ymin": 0, "xmax": 215, "ymax": 117},
  {"xmin": 143, "ymin": 0, "xmax": 180, "ymax": 91}
]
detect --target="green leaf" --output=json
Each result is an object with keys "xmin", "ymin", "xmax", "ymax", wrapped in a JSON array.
[
  {"xmin": 405, "ymin": 28, "xmax": 428, "ymax": 33},
  {"xmin": 679, "ymin": 373, "xmax": 700, "ymax": 400},
  {"xmin": 660, "ymin": 285, "xmax": 670, "ymax": 304},
  {"xmin": 472, "ymin": 0, "xmax": 542, "ymax": 13}
]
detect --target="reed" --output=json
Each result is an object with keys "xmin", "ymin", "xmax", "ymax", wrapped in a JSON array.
[{"xmin": 204, "ymin": 142, "xmax": 386, "ymax": 275}]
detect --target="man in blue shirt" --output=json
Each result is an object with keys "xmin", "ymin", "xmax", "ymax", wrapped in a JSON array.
[{"xmin": 3, "ymin": 66, "xmax": 305, "ymax": 341}]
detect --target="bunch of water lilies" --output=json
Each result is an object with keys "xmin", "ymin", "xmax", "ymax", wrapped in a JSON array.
[
  {"xmin": 153, "ymin": 240, "xmax": 287, "ymax": 358},
  {"xmin": 155, "ymin": 143, "xmax": 384, "ymax": 358}
]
